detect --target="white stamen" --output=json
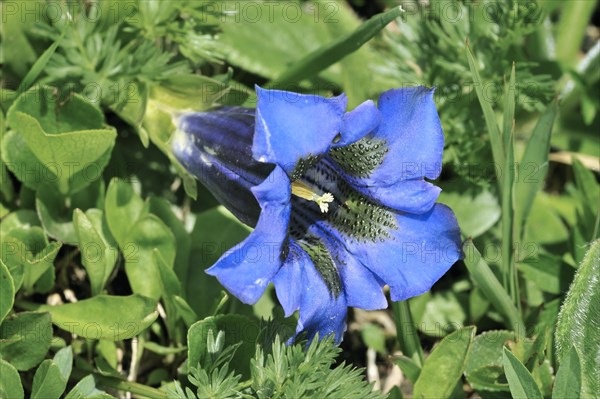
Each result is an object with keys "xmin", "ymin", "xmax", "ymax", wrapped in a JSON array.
[{"xmin": 317, "ymin": 193, "xmax": 334, "ymax": 213}]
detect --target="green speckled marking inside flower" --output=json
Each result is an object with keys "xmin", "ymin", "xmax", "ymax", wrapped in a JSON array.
[
  {"xmin": 329, "ymin": 137, "xmax": 389, "ymax": 178},
  {"xmin": 295, "ymin": 161, "xmax": 398, "ymax": 243},
  {"xmin": 291, "ymin": 155, "xmax": 320, "ymax": 181},
  {"xmin": 298, "ymin": 236, "xmax": 342, "ymax": 297}
]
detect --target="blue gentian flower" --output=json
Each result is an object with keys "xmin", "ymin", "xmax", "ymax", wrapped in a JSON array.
[{"xmin": 172, "ymin": 86, "xmax": 462, "ymax": 343}]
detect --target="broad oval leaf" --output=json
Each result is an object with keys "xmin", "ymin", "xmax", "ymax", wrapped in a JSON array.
[
  {"xmin": 5, "ymin": 86, "xmax": 116, "ymax": 194},
  {"xmin": 73, "ymin": 209, "xmax": 118, "ymax": 296},
  {"xmin": 104, "ymin": 178, "xmax": 145, "ymax": 248},
  {"xmin": 0, "ymin": 311, "xmax": 52, "ymax": 370},
  {"xmin": 0, "ymin": 359, "xmax": 24, "ymax": 399},
  {"xmin": 413, "ymin": 326, "xmax": 476, "ymax": 398},
  {"xmin": 39, "ymin": 294, "xmax": 158, "ymax": 341},
  {"xmin": 0, "ymin": 259, "xmax": 15, "ymax": 324},
  {"xmin": 31, "ymin": 359, "xmax": 67, "ymax": 399}
]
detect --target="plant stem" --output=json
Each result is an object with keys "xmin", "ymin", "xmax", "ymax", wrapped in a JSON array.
[
  {"xmin": 70, "ymin": 368, "xmax": 168, "ymax": 399},
  {"xmin": 555, "ymin": 0, "xmax": 597, "ymax": 68},
  {"xmin": 392, "ymin": 300, "xmax": 424, "ymax": 367}
]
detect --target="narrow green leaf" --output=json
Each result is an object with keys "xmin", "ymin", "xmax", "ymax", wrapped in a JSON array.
[
  {"xmin": 502, "ymin": 347, "xmax": 543, "ymax": 399},
  {"xmin": 271, "ymin": 6, "xmax": 404, "ymax": 86},
  {"xmin": 413, "ymin": 326, "xmax": 476, "ymax": 398},
  {"xmin": 466, "ymin": 43, "xmax": 504, "ymax": 191},
  {"xmin": 553, "ymin": 345, "xmax": 582, "ymax": 399},
  {"xmin": 153, "ymin": 249, "xmax": 184, "ymax": 336},
  {"xmin": 503, "ymin": 63, "xmax": 516, "ymax": 152},
  {"xmin": 31, "ymin": 359, "xmax": 67, "ymax": 399},
  {"xmin": 39, "ymin": 294, "xmax": 158, "ymax": 341},
  {"xmin": 16, "ymin": 33, "xmax": 64, "ymax": 95},
  {"xmin": 555, "ymin": 239, "xmax": 600, "ymax": 396},
  {"xmin": 392, "ymin": 300, "xmax": 424, "ymax": 366},
  {"xmin": 0, "ymin": 359, "xmax": 24, "ymax": 399},
  {"xmin": 463, "ymin": 240, "xmax": 525, "ymax": 333},
  {"xmin": 514, "ymin": 102, "xmax": 557, "ymax": 238},
  {"xmin": 501, "ymin": 128, "xmax": 516, "ymax": 305},
  {"xmin": 0, "ymin": 259, "xmax": 15, "ymax": 324},
  {"xmin": 555, "ymin": 1, "xmax": 597, "ymax": 68}
]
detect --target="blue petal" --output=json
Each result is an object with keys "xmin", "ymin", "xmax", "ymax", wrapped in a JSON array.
[
  {"xmin": 305, "ymin": 227, "xmax": 387, "ymax": 310},
  {"xmin": 373, "ymin": 86, "xmax": 444, "ymax": 182},
  {"xmin": 326, "ymin": 203, "xmax": 461, "ymax": 301},
  {"xmin": 252, "ymin": 86, "xmax": 347, "ymax": 175},
  {"xmin": 205, "ymin": 166, "xmax": 291, "ymax": 304},
  {"xmin": 334, "ymin": 100, "xmax": 381, "ymax": 147},
  {"xmin": 352, "ymin": 179, "xmax": 442, "ymax": 215},
  {"xmin": 272, "ymin": 241, "xmax": 348, "ymax": 344},
  {"xmin": 330, "ymin": 87, "xmax": 444, "ymax": 214}
]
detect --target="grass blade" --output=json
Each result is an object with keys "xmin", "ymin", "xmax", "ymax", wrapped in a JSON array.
[
  {"xmin": 503, "ymin": 63, "xmax": 516, "ymax": 152},
  {"xmin": 463, "ymin": 240, "xmax": 525, "ymax": 334},
  {"xmin": 466, "ymin": 43, "xmax": 504, "ymax": 192},
  {"xmin": 513, "ymin": 102, "xmax": 557, "ymax": 240},
  {"xmin": 270, "ymin": 6, "xmax": 404, "ymax": 87},
  {"xmin": 16, "ymin": 33, "xmax": 64, "ymax": 96},
  {"xmin": 501, "ymin": 129, "xmax": 518, "ymax": 307}
]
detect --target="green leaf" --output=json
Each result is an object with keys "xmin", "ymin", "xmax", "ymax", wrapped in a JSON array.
[
  {"xmin": 438, "ymin": 181, "xmax": 501, "ymax": 238},
  {"xmin": 17, "ymin": 34, "xmax": 63, "ymax": 95},
  {"xmin": 272, "ymin": 6, "xmax": 404, "ymax": 86},
  {"xmin": 31, "ymin": 359, "xmax": 68, "ymax": 399},
  {"xmin": 104, "ymin": 178, "xmax": 146, "ymax": 248},
  {"xmin": 153, "ymin": 249, "xmax": 184, "ymax": 336},
  {"xmin": 418, "ymin": 291, "xmax": 466, "ymax": 338},
  {"xmin": 465, "ymin": 330, "xmax": 514, "ymax": 392},
  {"xmin": 0, "ymin": 210, "xmax": 41, "ymax": 235},
  {"xmin": 462, "ymin": 240, "xmax": 525, "ymax": 333},
  {"xmin": 124, "ymin": 214, "xmax": 176, "ymax": 299},
  {"xmin": 555, "ymin": 239, "xmax": 600, "ymax": 396},
  {"xmin": 39, "ymin": 294, "xmax": 158, "ymax": 341},
  {"xmin": 218, "ymin": 2, "xmax": 333, "ymax": 81},
  {"xmin": 502, "ymin": 347, "xmax": 543, "ymax": 399},
  {"xmin": 146, "ymin": 197, "xmax": 191, "ymax": 283},
  {"xmin": 514, "ymin": 102, "xmax": 557, "ymax": 238},
  {"xmin": 553, "ymin": 345, "xmax": 582, "ymax": 399},
  {"xmin": 36, "ymin": 179, "xmax": 105, "ymax": 243},
  {"xmin": 186, "ymin": 206, "xmax": 251, "ymax": 317},
  {"xmin": 0, "ymin": 359, "xmax": 24, "ymax": 399},
  {"xmin": 466, "ymin": 43, "xmax": 504, "ymax": 190},
  {"xmin": 0, "ymin": 227, "xmax": 60, "ymax": 293},
  {"xmin": 64, "ymin": 374, "xmax": 113, "ymax": 399},
  {"xmin": 5, "ymin": 86, "xmax": 116, "ymax": 194},
  {"xmin": 503, "ymin": 63, "xmax": 516, "ymax": 153},
  {"xmin": 518, "ymin": 253, "xmax": 574, "ymax": 295},
  {"xmin": 413, "ymin": 326, "xmax": 476, "ymax": 399},
  {"xmin": 0, "ymin": 311, "xmax": 52, "ymax": 370},
  {"xmin": 74, "ymin": 209, "xmax": 118, "ymax": 296},
  {"xmin": 0, "ymin": 259, "xmax": 15, "ymax": 324},
  {"xmin": 53, "ymin": 346, "xmax": 73, "ymax": 381}
]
